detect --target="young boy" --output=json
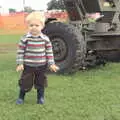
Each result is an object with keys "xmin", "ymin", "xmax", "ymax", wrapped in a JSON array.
[{"xmin": 16, "ymin": 11, "xmax": 59, "ymax": 104}]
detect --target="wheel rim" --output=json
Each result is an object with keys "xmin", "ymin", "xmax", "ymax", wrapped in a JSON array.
[{"xmin": 51, "ymin": 37, "xmax": 68, "ymax": 62}]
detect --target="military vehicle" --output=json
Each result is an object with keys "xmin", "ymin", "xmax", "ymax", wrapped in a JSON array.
[{"xmin": 43, "ymin": 0, "xmax": 120, "ymax": 73}]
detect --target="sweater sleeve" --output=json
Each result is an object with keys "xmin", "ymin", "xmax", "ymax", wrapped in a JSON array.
[
  {"xmin": 16, "ymin": 36, "xmax": 27, "ymax": 65},
  {"xmin": 45, "ymin": 38, "xmax": 55, "ymax": 66}
]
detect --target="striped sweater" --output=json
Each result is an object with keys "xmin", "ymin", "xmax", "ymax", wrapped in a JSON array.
[{"xmin": 16, "ymin": 33, "xmax": 55, "ymax": 67}]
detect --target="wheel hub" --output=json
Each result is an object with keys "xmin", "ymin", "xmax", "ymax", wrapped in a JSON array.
[{"xmin": 51, "ymin": 37, "xmax": 67, "ymax": 62}]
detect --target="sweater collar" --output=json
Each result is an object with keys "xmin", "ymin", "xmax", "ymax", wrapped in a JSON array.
[{"xmin": 26, "ymin": 32, "xmax": 45, "ymax": 39}]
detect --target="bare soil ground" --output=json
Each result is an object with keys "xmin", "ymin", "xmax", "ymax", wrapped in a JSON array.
[
  {"xmin": 0, "ymin": 44, "xmax": 17, "ymax": 54},
  {"xmin": 0, "ymin": 29, "xmax": 25, "ymax": 35}
]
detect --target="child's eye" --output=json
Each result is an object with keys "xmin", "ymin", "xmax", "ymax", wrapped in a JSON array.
[
  {"xmin": 35, "ymin": 25, "xmax": 39, "ymax": 27},
  {"xmin": 29, "ymin": 24, "xmax": 39, "ymax": 27},
  {"xmin": 30, "ymin": 24, "xmax": 34, "ymax": 27}
]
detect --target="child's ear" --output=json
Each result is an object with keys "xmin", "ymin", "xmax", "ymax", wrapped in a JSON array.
[{"xmin": 41, "ymin": 23, "xmax": 45, "ymax": 29}]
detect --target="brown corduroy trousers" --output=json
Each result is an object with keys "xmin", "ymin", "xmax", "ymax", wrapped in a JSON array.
[{"xmin": 18, "ymin": 64, "xmax": 47, "ymax": 92}]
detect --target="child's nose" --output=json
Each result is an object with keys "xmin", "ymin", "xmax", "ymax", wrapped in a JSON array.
[{"xmin": 32, "ymin": 25, "xmax": 37, "ymax": 28}]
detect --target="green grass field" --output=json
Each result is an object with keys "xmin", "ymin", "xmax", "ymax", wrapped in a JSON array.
[{"xmin": 1, "ymin": 34, "xmax": 120, "ymax": 120}]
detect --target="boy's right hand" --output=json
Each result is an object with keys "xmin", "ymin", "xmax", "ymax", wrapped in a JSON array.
[{"xmin": 16, "ymin": 64, "xmax": 24, "ymax": 72}]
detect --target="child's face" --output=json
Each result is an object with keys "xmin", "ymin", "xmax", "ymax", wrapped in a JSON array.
[{"xmin": 27, "ymin": 19, "xmax": 45, "ymax": 36}]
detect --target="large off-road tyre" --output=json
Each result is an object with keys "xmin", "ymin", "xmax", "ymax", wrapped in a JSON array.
[{"xmin": 43, "ymin": 22, "xmax": 86, "ymax": 73}]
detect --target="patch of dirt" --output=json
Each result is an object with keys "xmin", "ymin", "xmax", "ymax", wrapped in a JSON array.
[
  {"xmin": 0, "ymin": 43, "xmax": 17, "ymax": 47},
  {"xmin": 0, "ymin": 44, "xmax": 17, "ymax": 54}
]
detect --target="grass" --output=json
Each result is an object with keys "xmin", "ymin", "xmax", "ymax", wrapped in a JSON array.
[
  {"xmin": 1, "ymin": 34, "xmax": 120, "ymax": 119},
  {"xmin": 0, "ymin": 34, "xmax": 22, "ymax": 44}
]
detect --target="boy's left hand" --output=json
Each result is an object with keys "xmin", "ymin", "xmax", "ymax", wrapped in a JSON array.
[{"xmin": 49, "ymin": 64, "xmax": 59, "ymax": 72}]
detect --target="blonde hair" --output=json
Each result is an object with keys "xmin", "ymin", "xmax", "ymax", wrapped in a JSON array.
[{"xmin": 25, "ymin": 11, "xmax": 46, "ymax": 25}]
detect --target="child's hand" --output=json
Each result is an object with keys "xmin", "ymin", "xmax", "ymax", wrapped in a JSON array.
[
  {"xmin": 49, "ymin": 64, "xmax": 59, "ymax": 72},
  {"xmin": 16, "ymin": 64, "xmax": 24, "ymax": 72}
]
